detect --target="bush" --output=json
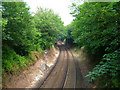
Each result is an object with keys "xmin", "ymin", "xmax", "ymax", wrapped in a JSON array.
[
  {"xmin": 85, "ymin": 49, "xmax": 120, "ymax": 87},
  {"xmin": 2, "ymin": 45, "xmax": 28, "ymax": 73}
]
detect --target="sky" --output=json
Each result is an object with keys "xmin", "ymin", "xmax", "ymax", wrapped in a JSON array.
[{"xmin": 23, "ymin": 0, "xmax": 79, "ymax": 26}]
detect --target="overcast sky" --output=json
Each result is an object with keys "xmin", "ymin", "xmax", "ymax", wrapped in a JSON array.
[{"xmin": 24, "ymin": 0, "xmax": 78, "ymax": 26}]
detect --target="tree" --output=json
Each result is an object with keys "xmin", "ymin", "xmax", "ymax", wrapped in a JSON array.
[
  {"xmin": 70, "ymin": 2, "xmax": 120, "ymax": 87},
  {"xmin": 2, "ymin": 2, "xmax": 38, "ymax": 73},
  {"xmin": 2, "ymin": 2, "xmax": 36, "ymax": 55},
  {"xmin": 34, "ymin": 7, "xmax": 64, "ymax": 49}
]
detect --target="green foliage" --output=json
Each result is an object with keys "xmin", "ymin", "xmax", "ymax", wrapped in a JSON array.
[
  {"xmin": 2, "ymin": 45, "xmax": 27, "ymax": 73},
  {"xmin": 2, "ymin": 2, "xmax": 64, "ymax": 75},
  {"xmin": 64, "ymin": 22, "xmax": 75, "ymax": 45},
  {"xmin": 34, "ymin": 7, "xmax": 64, "ymax": 49},
  {"xmin": 2, "ymin": 45, "xmax": 42, "ymax": 74},
  {"xmin": 85, "ymin": 49, "xmax": 120, "ymax": 85},
  {"xmin": 70, "ymin": 2, "xmax": 120, "ymax": 87},
  {"xmin": 2, "ymin": 2, "xmax": 36, "ymax": 55}
]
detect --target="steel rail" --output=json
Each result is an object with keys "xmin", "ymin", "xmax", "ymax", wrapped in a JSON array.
[
  {"xmin": 68, "ymin": 48, "xmax": 76, "ymax": 89},
  {"xmin": 69, "ymin": 48, "xmax": 87, "ymax": 88},
  {"xmin": 60, "ymin": 46, "xmax": 69, "ymax": 89},
  {"xmin": 50, "ymin": 45, "xmax": 66, "ymax": 88},
  {"xmin": 38, "ymin": 45, "xmax": 62, "ymax": 88},
  {"xmin": 63, "ymin": 47, "xmax": 76, "ymax": 89},
  {"xmin": 39, "ymin": 45, "xmax": 68, "ymax": 88}
]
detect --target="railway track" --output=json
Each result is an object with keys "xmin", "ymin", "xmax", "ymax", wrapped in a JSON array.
[
  {"xmin": 63, "ymin": 47, "xmax": 76, "ymax": 89},
  {"xmin": 37, "ymin": 45, "xmax": 62, "ymax": 88},
  {"xmin": 61, "ymin": 47, "xmax": 69, "ymax": 88},
  {"xmin": 39, "ymin": 45, "xmax": 87, "ymax": 88},
  {"xmin": 39, "ymin": 45, "xmax": 69, "ymax": 88},
  {"xmin": 69, "ymin": 48, "xmax": 87, "ymax": 88},
  {"xmin": 63, "ymin": 47, "xmax": 87, "ymax": 88}
]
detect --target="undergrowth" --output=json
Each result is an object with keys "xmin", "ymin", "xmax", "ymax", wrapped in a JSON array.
[{"xmin": 2, "ymin": 45, "xmax": 43, "ymax": 76}]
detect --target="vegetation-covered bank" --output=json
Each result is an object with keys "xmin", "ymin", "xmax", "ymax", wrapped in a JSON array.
[
  {"xmin": 2, "ymin": 2, "xmax": 65, "ymax": 76},
  {"xmin": 66, "ymin": 2, "xmax": 120, "ymax": 88},
  {"xmin": 3, "ymin": 45, "xmax": 59, "ymax": 88}
]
